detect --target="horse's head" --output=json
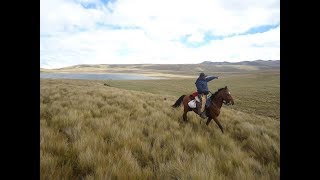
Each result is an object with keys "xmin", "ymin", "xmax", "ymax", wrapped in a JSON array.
[{"xmin": 220, "ymin": 86, "xmax": 234, "ymax": 106}]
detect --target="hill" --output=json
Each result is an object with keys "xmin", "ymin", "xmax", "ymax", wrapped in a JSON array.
[
  {"xmin": 40, "ymin": 79, "xmax": 280, "ymax": 179},
  {"xmin": 40, "ymin": 60, "xmax": 280, "ymax": 76},
  {"xmin": 201, "ymin": 60, "xmax": 280, "ymax": 67}
]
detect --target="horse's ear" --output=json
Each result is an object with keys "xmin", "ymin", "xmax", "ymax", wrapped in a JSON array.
[{"xmin": 225, "ymin": 86, "xmax": 227, "ymax": 89}]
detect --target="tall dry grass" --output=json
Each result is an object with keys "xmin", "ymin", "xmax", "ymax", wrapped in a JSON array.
[
  {"xmin": 105, "ymin": 71, "xmax": 280, "ymax": 120},
  {"xmin": 40, "ymin": 79, "xmax": 279, "ymax": 179}
]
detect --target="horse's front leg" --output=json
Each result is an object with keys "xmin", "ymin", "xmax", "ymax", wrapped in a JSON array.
[
  {"xmin": 206, "ymin": 118, "xmax": 212, "ymax": 126},
  {"xmin": 206, "ymin": 116, "xmax": 224, "ymax": 133},
  {"xmin": 213, "ymin": 117, "xmax": 224, "ymax": 133}
]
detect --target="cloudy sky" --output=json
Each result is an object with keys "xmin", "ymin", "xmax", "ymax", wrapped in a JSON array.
[{"xmin": 40, "ymin": 0, "xmax": 280, "ymax": 69}]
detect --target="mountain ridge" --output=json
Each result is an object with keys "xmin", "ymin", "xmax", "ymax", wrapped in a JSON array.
[{"xmin": 41, "ymin": 60, "xmax": 280, "ymax": 70}]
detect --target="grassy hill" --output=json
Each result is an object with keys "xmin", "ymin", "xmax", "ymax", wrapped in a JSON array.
[
  {"xmin": 40, "ymin": 60, "xmax": 280, "ymax": 76},
  {"xmin": 40, "ymin": 78, "xmax": 280, "ymax": 179}
]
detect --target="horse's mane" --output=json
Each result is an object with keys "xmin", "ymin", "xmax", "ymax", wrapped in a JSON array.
[{"xmin": 210, "ymin": 87, "xmax": 225, "ymax": 101}]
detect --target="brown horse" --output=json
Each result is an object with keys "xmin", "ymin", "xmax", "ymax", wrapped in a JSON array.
[{"xmin": 172, "ymin": 86, "xmax": 234, "ymax": 133}]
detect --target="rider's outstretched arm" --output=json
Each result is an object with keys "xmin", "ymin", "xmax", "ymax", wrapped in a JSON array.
[{"xmin": 205, "ymin": 76, "xmax": 218, "ymax": 82}]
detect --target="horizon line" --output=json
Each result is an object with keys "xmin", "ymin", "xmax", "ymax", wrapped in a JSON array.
[{"xmin": 40, "ymin": 59, "xmax": 280, "ymax": 69}]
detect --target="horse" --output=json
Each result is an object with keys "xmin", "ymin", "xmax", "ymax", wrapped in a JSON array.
[{"xmin": 172, "ymin": 86, "xmax": 234, "ymax": 133}]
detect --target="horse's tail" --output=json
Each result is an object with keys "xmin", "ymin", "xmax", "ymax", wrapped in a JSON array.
[{"xmin": 172, "ymin": 95, "xmax": 186, "ymax": 108}]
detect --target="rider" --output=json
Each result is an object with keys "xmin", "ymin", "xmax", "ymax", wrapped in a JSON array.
[{"xmin": 195, "ymin": 72, "xmax": 218, "ymax": 119}]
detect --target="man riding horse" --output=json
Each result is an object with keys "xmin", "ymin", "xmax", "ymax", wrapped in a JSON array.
[{"xmin": 195, "ymin": 72, "xmax": 218, "ymax": 119}]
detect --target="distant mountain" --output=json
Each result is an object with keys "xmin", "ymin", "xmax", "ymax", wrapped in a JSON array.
[
  {"xmin": 201, "ymin": 61, "xmax": 232, "ymax": 65},
  {"xmin": 41, "ymin": 60, "xmax": 280, "ymax": 75},
  {"xmin": 200, "ymin": 60, "xmax": 280, "ymax": 67}
]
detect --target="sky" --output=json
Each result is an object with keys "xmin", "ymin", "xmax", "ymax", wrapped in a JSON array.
[{"xmin": 40, "ymin": 0, "xmax": 280, "ymax": 69}]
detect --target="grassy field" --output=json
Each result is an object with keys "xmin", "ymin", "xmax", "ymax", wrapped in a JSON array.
[
  {"xmin": 40, "ymin": 75, "xmax": 280, "ymax": 179},
  {"xmin": 104, "ymin": 71, "xmax": 280, "ymax": 120}
]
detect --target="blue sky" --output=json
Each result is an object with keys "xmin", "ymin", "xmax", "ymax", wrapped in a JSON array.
[
  {"xmin": 41, "ymin": 0, "xmax": 280, "ymax": 69},
  {"xmin": 180, "ymin": 24, "xmax": 279, "ymax": 48}
]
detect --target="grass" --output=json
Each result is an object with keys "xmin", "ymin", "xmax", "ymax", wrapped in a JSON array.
[
  {"xmin": 40, "ymin": 77, "xmax": 279, "ymax": 179},
  {"xmin": 104, "ymin": 71, "xmax": 280, "ymax": 120}
]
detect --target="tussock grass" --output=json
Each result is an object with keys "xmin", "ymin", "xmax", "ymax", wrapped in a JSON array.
[
  {"xmin": 40, "ymin": 79, "xmax": 279, "ymax": 179},
  {"xmin": 106, "ymin": 71, "xmax": 280, "ymax": 120}
]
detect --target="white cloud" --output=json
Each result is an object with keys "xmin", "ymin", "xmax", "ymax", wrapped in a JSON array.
[
  {"xmin": 40, "ymin": 0, "xmax": 107, "ymax": 33},
  {"xmin": 40, "ymin": 0, "xmax": 280, "ymax": 68},
  {"xmin": 103, "ymin": 0, "xmax": 279, "ymax": 37}
]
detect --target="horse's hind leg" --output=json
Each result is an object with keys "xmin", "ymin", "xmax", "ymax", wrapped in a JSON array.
[
  {"xmin": 183, "ymin": 108, "xmax": 189, "ymax": 122},
  {"xmin": 183, "ymin": 112, "xmax": 187, "ymax": 122}
]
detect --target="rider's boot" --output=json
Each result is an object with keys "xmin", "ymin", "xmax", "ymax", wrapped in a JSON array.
[
  {"xmin": 200, "ymin": 111, "xmax": 207, "ymax": 119},
  {"xmin": 197, "ymin": 101, "xmax": 202, "ymax": 115}
]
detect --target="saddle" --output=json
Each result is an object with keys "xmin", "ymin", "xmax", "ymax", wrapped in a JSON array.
[
  {"xmin": 188, "ymin": 92, "xmax": 212, "ymax": 109},
  {"xmin": 189, "ymin": 92, "xmax": 200, "ymax": 102},
  {"xmin": 188, "ymin": 92, "xmax": 201, "ymax": 108}
]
